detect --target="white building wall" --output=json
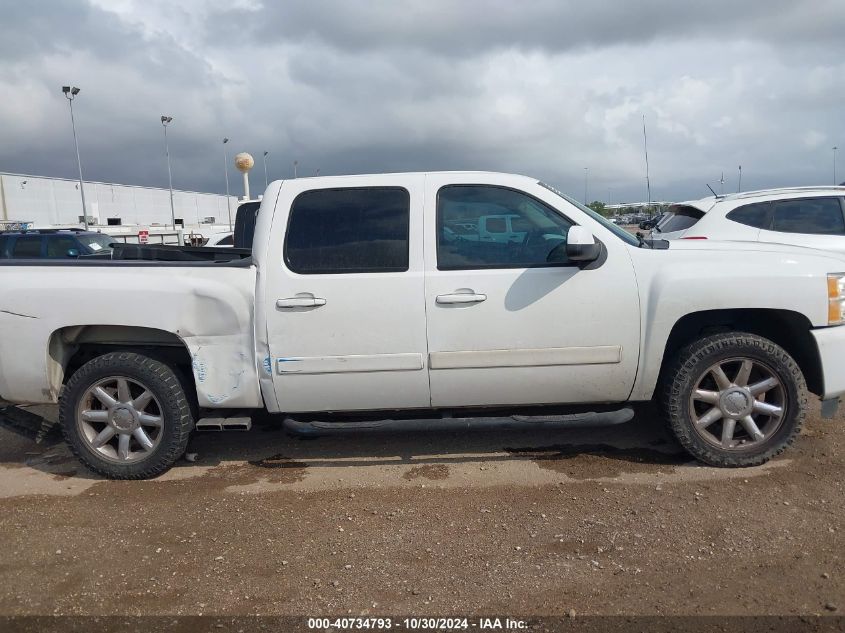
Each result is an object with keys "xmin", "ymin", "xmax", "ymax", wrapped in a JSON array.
[{"xmin": 0, "ymin": 172, "xmax": 239, "ymax": 228}]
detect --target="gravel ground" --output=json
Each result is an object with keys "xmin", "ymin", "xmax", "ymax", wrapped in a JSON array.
[{"xmin": 0, "ymin": 401, "xmax": 842, "ymax": 618}]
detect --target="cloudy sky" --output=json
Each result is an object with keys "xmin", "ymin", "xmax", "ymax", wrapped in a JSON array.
[{"xmin": 1, "ymin": 0, "xmax": 844, "ymax": 203}]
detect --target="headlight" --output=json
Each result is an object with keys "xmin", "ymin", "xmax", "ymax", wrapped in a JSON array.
[{"xmin": 828, "ymin": 273, "xmax": 845, "ymax": 324}]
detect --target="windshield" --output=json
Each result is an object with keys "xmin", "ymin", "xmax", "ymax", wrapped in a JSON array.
[
  {"xmin": 77, "ymin": 233, "xmax": 117, "ymax": 252},
  {"xmin": 537, "ymin": 182, "xmax": 640, "ymax": 246}
]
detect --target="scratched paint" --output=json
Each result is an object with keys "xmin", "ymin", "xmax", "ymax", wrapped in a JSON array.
[
  {"xmin": 277, "ymin": 358, "xmax": 302, "ymax": 374},
  {"xmin": 188, "ymin": 344, "xmax": 254, "ymax": 406},
  {"xmin": 192, "ymin": 355, "xmax": 208, "ymax": 383}
]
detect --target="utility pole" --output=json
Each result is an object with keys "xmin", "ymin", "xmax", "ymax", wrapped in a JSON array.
[
  {"xmin": 263, "ymin": 151, "xmax": 269, "ymax": 188},
  {"xmin": 834, "ymin": 147, "xmax": 839, "ymax": 185},
  {"xmin": 642, "ymin": 114, "xmax": 652, "ymax": 209},
  {"xmin": 160, "ymin": 116, "xmax": 175, "ymax": 228},
  {"xmin": 222, "ymin": 138, "xmax": 232, "ymax": 230},
  {"xmin": 62, "ymin": 86, "xmax": 88, "ymax": 229},
  {"xmin": 293, "ymin": 160, "xmax": 298, "ymax": 179}
]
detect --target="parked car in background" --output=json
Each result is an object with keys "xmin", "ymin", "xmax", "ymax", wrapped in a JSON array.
[
  {"xmin": 639, "ymin": 214, "xmax": 664, "ymax": 230},
  {"xmin": 653, "ymin": 187, "xmax": 845, "ymax": 253},
  {"xmin": 0, "ymin": 229, "xmax": 117, "ymax": 259},
  {"xmin": 444, "ymin": 213, "xmax": 561, "ymax": 245}
]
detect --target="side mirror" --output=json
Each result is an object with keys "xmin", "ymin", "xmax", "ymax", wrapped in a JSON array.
[
  {"xmin": 565, "ymin": 226, "xmax": 601, "ymax": 263},
  {"xmin": 66, "ymin": 248, "xmax": 80, "ymax": 258}
]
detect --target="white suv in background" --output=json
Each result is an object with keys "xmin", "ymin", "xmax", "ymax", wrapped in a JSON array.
[{"xmin": 653, "ymin": 187, "xmax": 845, "ymax": 254}]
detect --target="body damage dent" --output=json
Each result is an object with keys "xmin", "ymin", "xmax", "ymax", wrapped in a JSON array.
[{"xmin": 186, "ymin": 337, "xmax": 258, "ymax": 408}]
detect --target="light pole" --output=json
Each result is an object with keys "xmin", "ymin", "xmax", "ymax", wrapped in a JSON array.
[
  {"xmin": 293, "ymin": 160, "xmax": 298, "ymax": 179},
  {"xmin": 160, "ymin": 116, "xmax": 176, "ymax": 228},
  {"xmin": 583, "ymin": 167, "xmax": 588, "ymax": 205},
  {"xmin": 223, "ymin": 138, "xmax": 232, "ymax": 230},
  {"xmin": 834, "ymin": 147, "xmax": 839, "ymax": 185},
  {"xmin": 62, "ymin": 86, "xmax": 88, "ymax": 229},
  {"xmin": 316, "ymin": 168, "xmax": 320, "ymax": 177},
  {"xmin": 263, "ymin": 151, "xmax": 269, "ymax": 188},
  {"xmin": 738, "ymin": 165, "xmax": 742, "ymax": 193}
]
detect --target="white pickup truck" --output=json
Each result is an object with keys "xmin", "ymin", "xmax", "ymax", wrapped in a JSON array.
[{"xmin": 2, "ymin": 172, "xmax": 845, "ymax": 479}]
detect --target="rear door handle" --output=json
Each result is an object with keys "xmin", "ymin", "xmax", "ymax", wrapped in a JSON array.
[
  {"xmin": 276, "ymin": 296, "xmax": 327, "ymax": 308},
  {"xmin": 436, "ymin": 293, "xmax": 487, "ymax": 305}
]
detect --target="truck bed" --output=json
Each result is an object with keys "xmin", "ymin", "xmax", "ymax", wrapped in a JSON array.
[
  {"xmin": 110, "ymin": 244, "xmax": 252, "ymax": 263},
  {"xmin": 0, "ymin": 260, "xmax": 261, "ymax": 408}
]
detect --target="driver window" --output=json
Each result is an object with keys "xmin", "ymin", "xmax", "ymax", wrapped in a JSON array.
[{"xmin": 437, "ymin": 185, "xmax": 573, "ymax": 270}]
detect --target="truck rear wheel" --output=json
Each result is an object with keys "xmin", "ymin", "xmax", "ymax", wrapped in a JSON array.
[
  {"xmin": 59, "ymin": 351, "xmax": 194, "ymax": 479},
  {"xmin": 661, "ymin": 332, "xmax": 806, "ymax": 467}
]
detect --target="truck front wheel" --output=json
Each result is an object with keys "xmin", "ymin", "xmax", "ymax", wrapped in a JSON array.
[
  {"xmin": 661, "ymin": 332, "xmax": 807, "ymax": 467},
  {"xmin": 59, "ymin": 351, "xmax": 194, "ymax": 479}
]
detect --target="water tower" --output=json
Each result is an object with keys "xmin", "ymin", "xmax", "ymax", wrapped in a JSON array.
[{"xmin": 234, "ymin": 152, "xmax": 255, "ymax": 200}]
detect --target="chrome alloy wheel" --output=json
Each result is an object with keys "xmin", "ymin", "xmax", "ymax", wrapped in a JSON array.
[
  {"xmin": 75, "ymin": 376, "xmax": 164, "ymax": 463},
  {"xmin": 688, "ymin": 357, "xmax": 787, "ymax": 451}
]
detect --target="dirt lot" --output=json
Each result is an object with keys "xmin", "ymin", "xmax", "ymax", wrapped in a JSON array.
[{"xmin": 0, "ymin": 401, "xmax": 842, "ymax": 619}]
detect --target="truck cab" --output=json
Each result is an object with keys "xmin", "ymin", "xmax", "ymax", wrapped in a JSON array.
[{"xmin": 254, "ymin": 173, "xmax": 640, "ymax": 413}]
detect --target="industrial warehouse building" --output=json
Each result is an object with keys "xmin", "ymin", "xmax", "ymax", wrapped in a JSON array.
[{"xmin": 0, "ymin": 172, "xmax": 235, "ymax": 229}]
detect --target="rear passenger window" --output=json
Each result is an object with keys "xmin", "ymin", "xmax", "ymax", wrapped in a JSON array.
[
  {"xmin": 657, "ymin": 206, "xmax": 704, "ymax": 233},
  {"xmin": 771, "ymin": 198, "xmax": 845, "ymax": 235},
  {"xmin": 12, "ymin": 236, "xmax": 41, "ymax": 258},
  {"xmin": 285, "ymin": 187, "xmax": 410, "ymax": 274},
  {"xmin": 727, "ymin": 202, "xmax": 772, "ymax": 229}
]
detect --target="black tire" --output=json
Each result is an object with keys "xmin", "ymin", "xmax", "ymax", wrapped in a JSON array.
[
  {"xmin": 661, "ymin": 332, "xmax": 807, "ymax": 467},
  {"xmin": 59, "ymin": 351, "xmax": 194, "ymax": 479}
]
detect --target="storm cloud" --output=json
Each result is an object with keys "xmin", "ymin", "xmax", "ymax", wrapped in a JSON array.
[{"xmin": 1, "ymin": 0, "xmax": 843, "ymax": 203}]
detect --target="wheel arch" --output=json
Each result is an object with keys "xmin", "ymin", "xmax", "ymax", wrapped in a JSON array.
[
  {"xmin": 655, "ymin": 308, "xmax": 822, "ymax": 397},
  {"xmin": 48, "ymin": 325, "xmax": 194, "ymax": 401}
]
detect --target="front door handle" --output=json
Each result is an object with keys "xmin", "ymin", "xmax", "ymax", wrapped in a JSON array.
[
  {"xmin": 436, "ymin": 293, "xmax": 487, "ymax": 305},
  {"xmin": 276, "ymin": 296, "xmax": 327, "ymax": 308}
]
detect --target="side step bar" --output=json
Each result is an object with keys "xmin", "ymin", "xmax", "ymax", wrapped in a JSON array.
[
  {"xmin": 195, "ymin": 415, "xmax": 252, "ymax": 432},
  {"xmin": 282, "ymin": 407, "xmax": 634, "ymax": 435}
]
